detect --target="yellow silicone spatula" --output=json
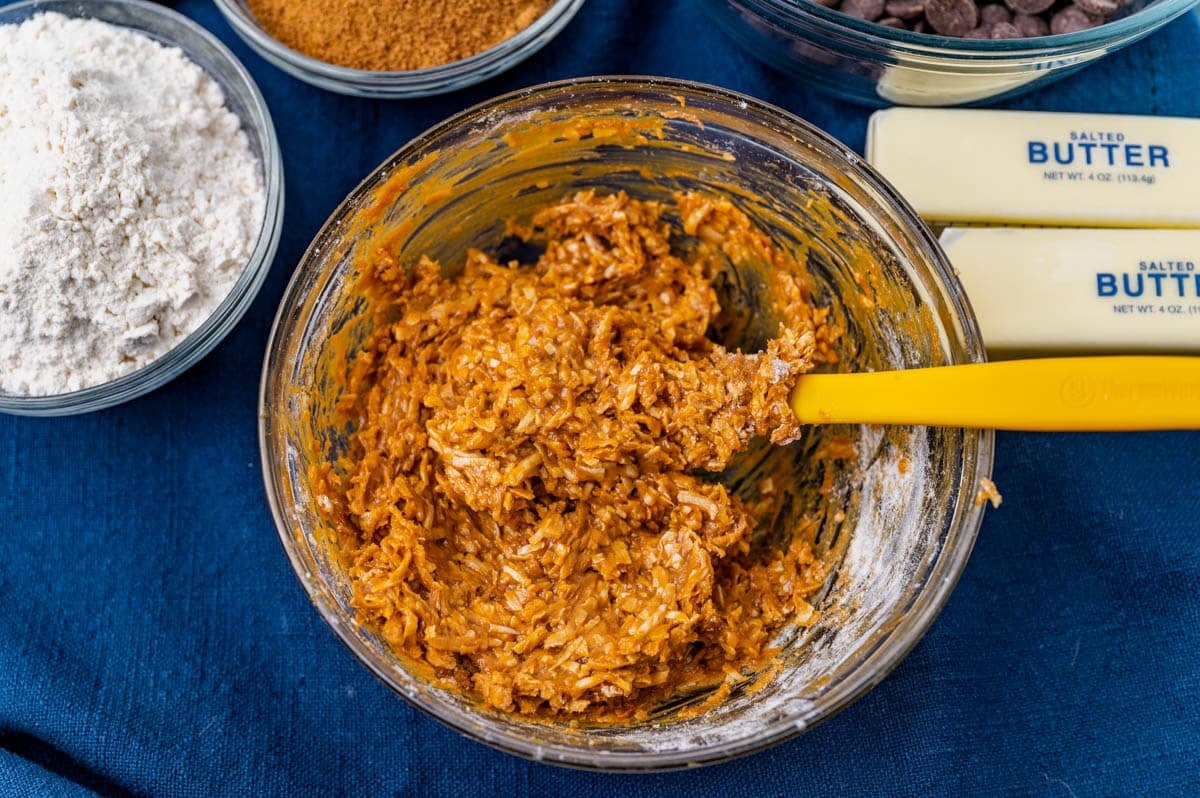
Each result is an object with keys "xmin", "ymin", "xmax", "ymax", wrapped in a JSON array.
[{"xmin": 790, "ymin": 356, "xmax": 1200, "ymax": 431}]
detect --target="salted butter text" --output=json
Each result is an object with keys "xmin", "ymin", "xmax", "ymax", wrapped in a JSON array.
[{"xmin": 1028, "ymin": 140, "xmax": 1169, "ymax": 168}]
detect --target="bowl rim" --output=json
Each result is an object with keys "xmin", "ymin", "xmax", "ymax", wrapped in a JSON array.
[
  {"xmin": 0, "ymin": 0, "xmax": 284, "ymax": 416},
  {"xmin": 211, "ymin": 0, "xmax": 588, "ymax": 96},
  {"xmin": 728, "ymin": 0, "xmax": 1200, "ymax": 56},
  {"xmin": 258, "ymin": 75, "xmax": 995, "ymax": 770}
]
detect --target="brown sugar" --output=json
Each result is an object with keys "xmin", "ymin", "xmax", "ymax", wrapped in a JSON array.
[
  {"xmin": 246, "ymin": 0, "xmax": 554, "ymax": 72},
  {"xmin": 314, "ymin": 191, "xmax": 840, "ymax": 719}
]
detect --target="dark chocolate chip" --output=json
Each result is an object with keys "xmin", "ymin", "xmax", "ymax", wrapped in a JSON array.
[
  {"xmin": 841, "ymin": 0, "xmax": 887, "ymax": 20},
  {"xmin": 822, "ymin": 0, "xmax": 1119, "ymax": 40},
  {"xmin": 884, "ymin": 0, "xmax": 926, "ymax": 18},
  {"xmin": 980, "ymin": 3, "xmax": 1014, "ymax": 22},
  {"xmin": 926, "ymin": 0, "xmax": 979, "ymax": 35},
  {"xmin": 1003, "ymin": 0, "xmax": 1055, "ymax": 14},
  {"xmin": 1073, "ymin": 0, "xmax": 1120, "ymax": 15},
  {"xmin": 1051, "ymin": 4, "xmax": 1100, "ymax": 31},
  {"xmin": 1012, "ymin": 12, "xmax": 1051, "ymax": 34}
]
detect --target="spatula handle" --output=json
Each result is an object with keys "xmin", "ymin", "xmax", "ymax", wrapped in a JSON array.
[{"xmin": 790, "ymin": 356, "xmax": 1200, "ymax": 431}]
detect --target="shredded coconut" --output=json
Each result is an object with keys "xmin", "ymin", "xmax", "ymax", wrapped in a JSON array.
[{"xmin": 0, "ymin": 13, "xmax": 265, "ymax": 396}]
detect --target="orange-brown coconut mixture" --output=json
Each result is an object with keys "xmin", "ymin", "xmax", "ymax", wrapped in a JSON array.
[{"xmin": 314, "ymin": 191, "xmax": 839, "ymax": 719}]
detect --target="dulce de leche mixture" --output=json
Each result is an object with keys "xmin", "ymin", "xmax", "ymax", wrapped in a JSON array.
[{"xmin": 314, "ymin": 190, "xmax": 840, "ymax": 719}]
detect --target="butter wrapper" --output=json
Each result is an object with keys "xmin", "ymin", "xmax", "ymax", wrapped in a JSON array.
[
  {"xmin": 940, "ymin": 227, "xmax": 1200, "ymax": 356},
  {"xmin": 868, "ymin": 109, "xmax": 1200, "ymax": 229}
]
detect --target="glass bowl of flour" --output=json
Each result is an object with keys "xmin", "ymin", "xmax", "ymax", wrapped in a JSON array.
[{"xmin": 0, "ymin": 0, "xmax": 283, "ymax": 416}]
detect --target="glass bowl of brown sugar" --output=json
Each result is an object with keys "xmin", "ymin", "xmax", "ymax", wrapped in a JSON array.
[
  {"xmin": 212, "ymin": 0, "xmax": 587, "ymax": 97},
  {"xmin": 259, "ymin": 77, "xmax": 995, "ymax": 769}
]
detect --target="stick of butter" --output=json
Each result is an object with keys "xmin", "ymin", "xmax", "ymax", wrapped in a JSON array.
[
  {"xmin": 867, "ymin": 109, "xmax": 1200, "ymax": 228},
  {"xmin": 940, "ymin": 227, "xmax": 1200, "ymax": 356}
]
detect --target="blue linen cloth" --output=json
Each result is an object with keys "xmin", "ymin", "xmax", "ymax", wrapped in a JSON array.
[{"xmin": 2, "ymin": 1, "xmax": 1199, "ymax": 795}]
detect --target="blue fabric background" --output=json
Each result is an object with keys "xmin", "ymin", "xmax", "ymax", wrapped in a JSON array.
[{"xmin": 2, "ymin": 1, "xmax": 1199, "ymax": 795}]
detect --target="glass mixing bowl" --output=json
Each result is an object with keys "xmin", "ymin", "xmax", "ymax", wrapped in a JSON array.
[
  {"xmin": 259, "ymin": 77, "xmax": 994, "ymax": 769},
  {"xmin": 212, "ymin": 0, "xmax": 587, "ymax": 98},
  {"xmin": 0, "ymin": 0, "xmax": 284, "ymax": 416},
  {"xmin": 702, "ymin": 0, "xmax": 1200, "ymax": 106}
]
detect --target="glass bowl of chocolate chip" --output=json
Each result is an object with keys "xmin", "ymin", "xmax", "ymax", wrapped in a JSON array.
[{"xmin": 702, "ymin": 0, "xmax": 1198, "ymax": 106}]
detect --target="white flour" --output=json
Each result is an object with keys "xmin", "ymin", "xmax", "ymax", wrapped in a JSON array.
[{"xmin": 0, "ymin": 13, "xmax": 265, "ymax": 396}]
